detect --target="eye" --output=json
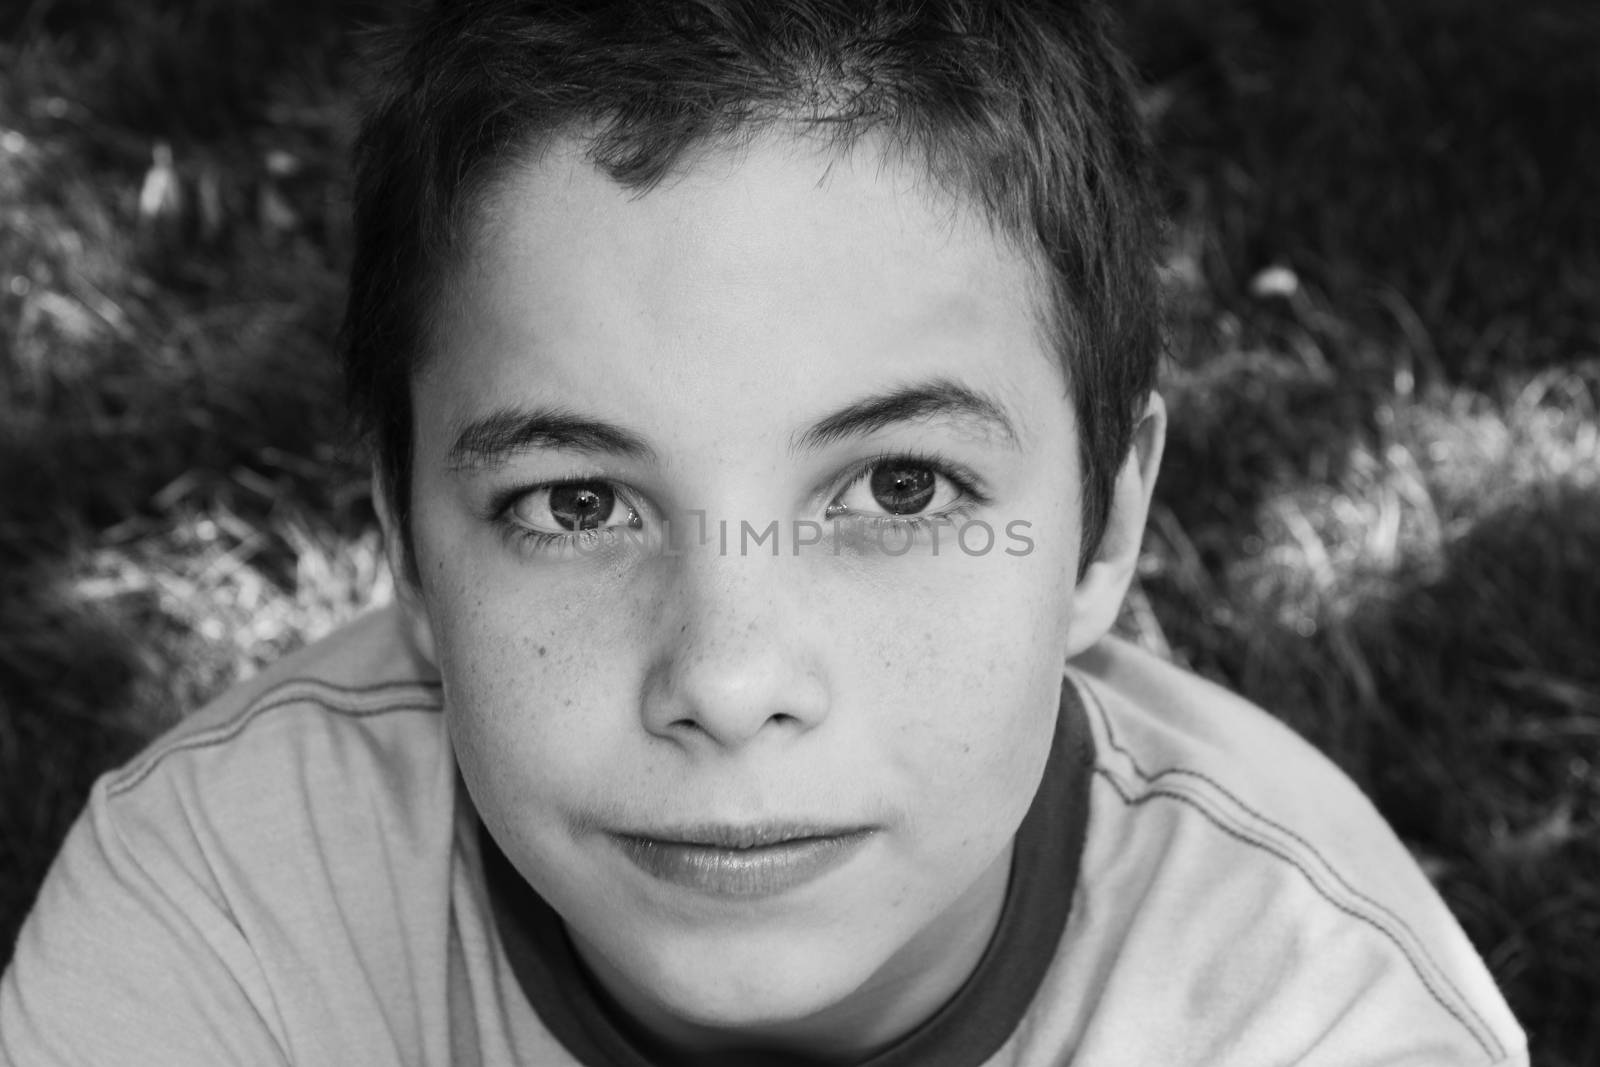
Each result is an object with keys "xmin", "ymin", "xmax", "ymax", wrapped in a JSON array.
[
  {"xmin": 827, "ymin": 459, "xmax": 965, "ymax": 519},
  {"xmin": 507, "ymin": 481, "xmax": 641, "ymax": 534}
]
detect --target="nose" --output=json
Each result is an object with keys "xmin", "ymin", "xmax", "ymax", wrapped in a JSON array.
[{"xmin": 640, "ymin": 549, "xmax": 831, "ymax": 750}]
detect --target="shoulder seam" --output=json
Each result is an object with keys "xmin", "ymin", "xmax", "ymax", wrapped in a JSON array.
[
  {"xmin": 1068, "ymin": 673, "xmax": 1504, "ymax": 1063},
  {"xmin": 108, "ymin": 678, "xmax": 444, "ymax": 800}
]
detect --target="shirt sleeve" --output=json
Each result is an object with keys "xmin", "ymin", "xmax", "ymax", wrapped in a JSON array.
[
  {"xmin": 0, "ymin": 778, "xmax": 289, "ymax": 1067},
  {"xmin": 1066, "ymin": 647, "xmax": 1531, "ymax": 1067}
]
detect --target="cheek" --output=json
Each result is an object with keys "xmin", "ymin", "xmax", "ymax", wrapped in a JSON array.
[
  {"xmin": 845, "ymin": 546, "xmax": 1075, "ymax": 815},
  {"xmin": 419, "ymin": 549, "xmax": 653, "ymax": 814}
]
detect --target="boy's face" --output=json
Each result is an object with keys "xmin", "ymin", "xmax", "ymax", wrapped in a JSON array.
[{"xmin": 393, "ymin": 134, "xmax": 1156, "ymax": 1054}]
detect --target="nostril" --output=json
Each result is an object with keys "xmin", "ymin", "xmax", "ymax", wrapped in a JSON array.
[{"xmin": 666, "ymin": 710, "xmax": 797, "ymax": 739}]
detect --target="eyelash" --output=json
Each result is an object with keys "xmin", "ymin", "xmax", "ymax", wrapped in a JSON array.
[
  {"xmin": 484, "ymin": 479, "xmax": 641, "ymax": 556},
  {"xmin": 827, "ymin": 449, "xmax": 990, "ymax": 531},
  {"xmin": 486, "ymin": 451, "xmax": 991, "ymax": 556}
]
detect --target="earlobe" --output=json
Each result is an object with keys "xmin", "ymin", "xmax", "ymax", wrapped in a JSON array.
[
  {"xmin": 371, "ymin": 466, "xmax": 440, "ymax": 669},
  {"xmin": 1064, "ymin": 392, "xmax": 1167, "ymax": 658}
]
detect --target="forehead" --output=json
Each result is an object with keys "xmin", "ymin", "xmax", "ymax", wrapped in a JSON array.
[{"xmin": 419, "ymin": 133, "xmax": 1062, "ymax": 441}]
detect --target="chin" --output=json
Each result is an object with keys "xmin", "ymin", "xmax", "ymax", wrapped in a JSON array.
[
  {"xmin": 678, "ymin": 943, "xmax": 854, "ymax": 1016},
  {"xmin": 646, "ymin": 985, "xmax": 862, "ymax": 1059},
  {"xmin": 665, "ymin": 985, "xmax": 831, "ymax": 1035},
  {"xmin": 592, "ymin": 924, "xmax": 875, "ymax": 1043}
]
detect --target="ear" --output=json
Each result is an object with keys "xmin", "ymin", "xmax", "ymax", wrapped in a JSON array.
[
  {"xmin": 372, "ymin": 465, "xmax": 440, "ymax": 669},
  {"xmin": 1063, "ymin": 391, "xmax": 1167, "ymax": 658}
]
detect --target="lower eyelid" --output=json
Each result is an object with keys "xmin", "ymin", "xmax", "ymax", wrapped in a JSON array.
[{"xmin": 853, "ymin": 500, "xmax": 979, "ymax": 527}]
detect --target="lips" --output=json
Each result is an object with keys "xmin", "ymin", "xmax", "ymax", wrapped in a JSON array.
[{"xmin": 610, "ymin": 824, "xmax": 876, "ymax": 898}]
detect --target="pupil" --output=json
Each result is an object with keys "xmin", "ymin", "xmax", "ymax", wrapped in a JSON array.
[
  {"xmin": 869, "ymin": 465, "xmax": 936, "ymax": 515},
  {"xmin": 549, "ymin": 483, "xmax": 613, "ymax": 531}
]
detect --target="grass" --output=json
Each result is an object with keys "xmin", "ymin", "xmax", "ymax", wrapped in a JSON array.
[{"xmin": 2, "ymin": 1, "xmax": 1596, "ymax": 1062}]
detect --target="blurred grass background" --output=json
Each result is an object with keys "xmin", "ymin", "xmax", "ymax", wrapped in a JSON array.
[{"xmin": 1, "ymin": 0, "xmax": 1595, "ymax": 1062}]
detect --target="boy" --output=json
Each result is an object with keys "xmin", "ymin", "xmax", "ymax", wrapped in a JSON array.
[{"xmin": 0, "ymin": 1, "xmax": 1526, "ymax": 1063}]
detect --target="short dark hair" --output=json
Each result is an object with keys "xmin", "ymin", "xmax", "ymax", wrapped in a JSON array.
[{"xmin": 341, "ymin": 0, "xmax": 1162, "ymax": 577}]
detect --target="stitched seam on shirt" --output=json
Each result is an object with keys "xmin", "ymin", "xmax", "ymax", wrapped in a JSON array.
[
  {"xmin": 1098, "ymin": 743, "xmax": 1500, "ymax": 1050},
  {"xmin": 1092, "ymin": 768, "xmax": 1499, "ymax": 1062},
  {"xmin": 1080, "ymin": 680, "xmax": 1425, "ymax": 952},
  {"xmin": 1073, "ymin": 673, "xmax": 1501, "ymax": 1052},
  {"xmin": 108, "ymin": 678, "xmax": 444, "ymax": 799},
  {"xmin": 1071, "ymin": 674, "xmax": 1503, "ymax": 1061}
]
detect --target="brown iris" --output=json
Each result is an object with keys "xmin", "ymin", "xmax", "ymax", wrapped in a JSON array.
[
  {"xmin": 868, "ymin": 464, "xmax": 936, "ymax": 515},
  {"xmin": 548, "ymin": 483, "xmax": 616, "ymax": 530}
]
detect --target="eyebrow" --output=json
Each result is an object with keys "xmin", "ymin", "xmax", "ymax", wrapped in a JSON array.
[
  {"xmin": 792, "ymin": 379, "xmax": 1021, "ymax": 452},
  {"xmin": 446, "ymin": 406, "xmax": 657, "ymax": 471},
  {"xmin": 445, "ymin": 378, "xmax": 1020, "ymax": 473}
]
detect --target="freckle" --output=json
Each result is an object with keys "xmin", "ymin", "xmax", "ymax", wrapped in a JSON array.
[{"xmin": 538, "ymin": 645, "xmax": 547, "ymax": 657}]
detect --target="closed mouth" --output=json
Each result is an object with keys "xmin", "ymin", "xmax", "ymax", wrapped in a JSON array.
[
  {"xmin": 626, "ymin": 822, "xmax": 867, "ymax": 849},
  {"xmin": 609, "ymin": 823, "xmax": 876, "ymax": 897}
]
